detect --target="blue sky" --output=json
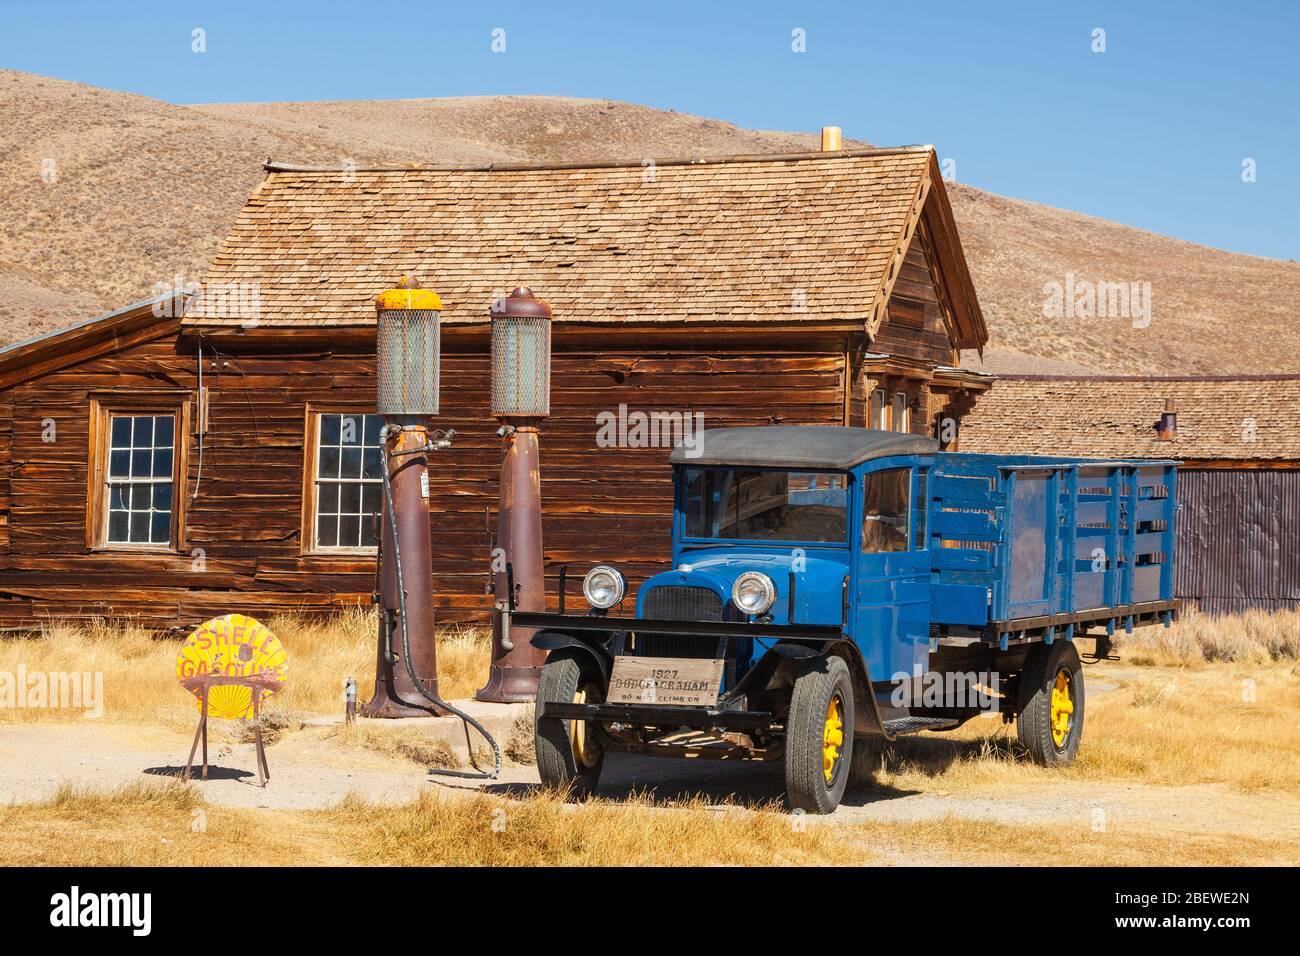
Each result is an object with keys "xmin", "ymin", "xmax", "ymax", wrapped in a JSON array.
[{"xmin": 3, "ymin": 1, "xmax": 1296, "ymax": 260}]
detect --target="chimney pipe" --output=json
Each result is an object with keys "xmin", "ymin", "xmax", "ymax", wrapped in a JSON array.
[
  {"xmin": 1157, "ymin": 399, "xmax": 1177, "ymax": 441},
  {"xmin": 821, "ymin": 126, "xmax": 843, "ymax": 151}
]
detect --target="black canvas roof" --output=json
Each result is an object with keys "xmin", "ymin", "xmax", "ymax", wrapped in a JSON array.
[{"xmin": 669, "ymin": 426, "xmax": 938, "ymax": 470}]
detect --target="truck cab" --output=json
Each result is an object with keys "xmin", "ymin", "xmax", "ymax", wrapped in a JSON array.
[{"xmin": 522, "ymin": 425, "xmax": 1179, "ymax": 813}]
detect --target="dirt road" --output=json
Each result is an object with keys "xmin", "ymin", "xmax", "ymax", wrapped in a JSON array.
[{"xmin": 1, "ymin": 714, "xmax": 1295, "ymax": 866}]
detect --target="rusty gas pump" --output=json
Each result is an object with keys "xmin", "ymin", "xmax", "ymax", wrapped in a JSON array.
[
  {"xmin": 476, "ymin": 288, "xmax": 552, "ymax": 703},
  {"xmin": 362, "ymin": 277, "xmax": 450, "ymax": 718}
]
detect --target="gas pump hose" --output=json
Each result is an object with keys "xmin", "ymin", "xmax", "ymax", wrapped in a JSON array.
[{"xmin": 379, "ymin": 434, "xmax": 502, "ymax": 780}]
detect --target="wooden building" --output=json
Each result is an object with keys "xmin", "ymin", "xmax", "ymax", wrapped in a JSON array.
[
  {"xmin": 0, "ymin": 146, "xmax": 989, "ymax": 628},
  {"xmin": 962, "ymin": 375, "xmax": 1300, "ymax": 615}
]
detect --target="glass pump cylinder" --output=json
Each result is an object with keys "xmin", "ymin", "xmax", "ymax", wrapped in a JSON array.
[
  {"xmin": 376, "ymin": 279, "xmax": 442, "ymax": 417},
  {"xmin": 490, "ymin": 288, "xmax": 552, "ymax": 419}
]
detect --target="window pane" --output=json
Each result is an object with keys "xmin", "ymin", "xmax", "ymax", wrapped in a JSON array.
[
  {"xmin": 340, "ymin": 447, "xmax": 362, "ymax": 479},
  {"xmin": 152, "ymin": 447, "xmax": 173, "ymax": 478},
  {"xmin": 154, "ymin": 416, "xmax": 174, "ymax": 446},
  {"xmin": 683, "ymin": 468, "xmax": 847, "ymax": 543},
  {"xmin": 339, "ymin": 416, "xmax": 363, "ymax": 446},
  {"xmin": 339, "ymin": 515, "xmax": 361, "ymax": 548},
  {"xmin": 320, "ymin": 414, "xmax": 341, "ymax": 446},
  {"xmin": 103, "ymin": 413, "xmax": 177, "ymax": 547},
  {"xmin": 132, "ymin": 416, "xmax": 153, "ymax": 446},
  {"xmin": 862, "ymin": 468, "xmax": 911, "ymax": 552},
  {"xmin": 361, "ymin": 515, "xmax": 379, "ymax": 549},
  {"xmin": 318, "ymin": 446, "xmax": 341, "ymax": 479},
  {"xmin": 317, "ymin": 514, "xmax": 338, "ymax": 548},
  {"xmin": 312, "ymin": 412, "xmax": 382, "ymax": 550},
  {"xmin": 361, "ymin": 484, "xmax": 381, "ymax": 518},
  {"xmin": 318, "ymin": 482, "xmax": 339, "ymax": 515}
]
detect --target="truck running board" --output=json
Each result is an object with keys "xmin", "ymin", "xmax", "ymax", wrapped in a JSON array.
[{"xmin": 882, "ymin": 716, "xmax": 961, "ymax": 736}]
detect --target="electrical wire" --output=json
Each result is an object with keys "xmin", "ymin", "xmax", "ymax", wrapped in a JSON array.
[
  {"xmin": 191, "ymin": 336, "xmax": 204, "ymax": 503},
  {"xmin": 379, "ymin": 424, "xmax": 501, "ymax": 780}
]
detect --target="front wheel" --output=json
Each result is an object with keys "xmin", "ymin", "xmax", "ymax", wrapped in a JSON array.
[
  {"xmin": 1016, "ymin": 641, "xmax": 1085, "ymax": 766},
  {"xmin": 535, "ymin": 651, "xmax": 606, "ymax": 799},
  {"xmin": 784, "ymin": 655, "xmax": 855, "ymax": 814}
]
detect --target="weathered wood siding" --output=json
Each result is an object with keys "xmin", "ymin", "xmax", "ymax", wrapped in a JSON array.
[
  {"xmin": 0, "ymin": 329, "xmax": 851, "ymax": 627},
  {"xmin": 871, "ymin": 234, "xmax": 954, "ymax": 368}
]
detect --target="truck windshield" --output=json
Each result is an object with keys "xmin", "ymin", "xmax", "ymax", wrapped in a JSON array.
[{"xmin": 681, "ymin": 468, "xmax": 848, "ymax": 543}]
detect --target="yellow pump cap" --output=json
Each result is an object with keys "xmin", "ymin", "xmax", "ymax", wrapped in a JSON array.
[{"xmin": 375, "ymin": 276, "xmax": 442, "ymax": 311}]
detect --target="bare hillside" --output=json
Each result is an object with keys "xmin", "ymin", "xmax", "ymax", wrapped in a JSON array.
[{"xmin": 2, "ymin": 69, "xmax": 1296, "ymax": 374}]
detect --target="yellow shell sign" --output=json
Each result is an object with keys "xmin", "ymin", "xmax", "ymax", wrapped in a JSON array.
[{"xmin": 176, "ymin": 614, "xmax": 288, "ymax": 719}]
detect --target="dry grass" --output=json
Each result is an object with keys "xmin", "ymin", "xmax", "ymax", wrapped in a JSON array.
[
  {"xmin": 505, "ymin": 705, "xmax": 536, "ymax": 765},
  {"xmin": 846, "ymin": 815, "xmax": 1297, "ymax": 867},
  {"xmin": 0, "ymin": 609, "xmax": 491, "ymax": 730},
  {"xmin": 0, "ymin": 781, "xmax": 866, "ymax": 867},
  {"xmin": 1117, "ymin": 607, "xmax": 1300, "ymax": 666},
  {"xmin": 855, "ymin": 656, "xmax": 1300, "ymax": 795},
  {"xmin": 5, "ymin": 776, "xmax": 1291, "ymax": 867},
  {"xmin": 323, "ymin": 721, "xmax": 458, "ymax": 769}
]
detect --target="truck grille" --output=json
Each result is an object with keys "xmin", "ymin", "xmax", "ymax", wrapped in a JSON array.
[
  {"xmin": 639, "ymin": 585, "xmax": 725, "ymax": 660},
  {"xmin": 642, "ymin": 585, "xmax": 723, "ymax": 621}
]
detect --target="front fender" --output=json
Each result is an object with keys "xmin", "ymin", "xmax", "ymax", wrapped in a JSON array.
[{"xmin": 531, "ymin": 629, "xmax": 613, "ymax": 680}]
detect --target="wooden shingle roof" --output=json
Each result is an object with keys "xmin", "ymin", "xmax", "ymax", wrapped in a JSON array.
[
  {"xmin": 962, "ymin": 376, "xmax": 1300, "ymax": 462},
  {"xmin": 186, "ymin": 147, "xmax": 985, "ymax": 347}
]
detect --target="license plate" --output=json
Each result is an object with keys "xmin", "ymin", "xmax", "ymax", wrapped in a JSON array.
[{"xmin": 607, "ymin": 656, "xmax": 724, "ymax": 707}]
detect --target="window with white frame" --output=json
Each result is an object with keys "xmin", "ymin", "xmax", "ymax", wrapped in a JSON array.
[
  {"xmin": 869, "ymin": 389, "xmax": 887, "ymax": 429},
  {"xmin": 892, "ymin": 392, "xmax": 910, "ymax": 433},
  {"xmin": 105, "ymin": 414, "xmax": 176, "ymax": 546},
  {"xmin": 313, "ymin": 413, "xmax": 384, "ymax": 550}
]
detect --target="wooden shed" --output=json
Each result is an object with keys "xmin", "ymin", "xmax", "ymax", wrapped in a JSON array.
[
  {"xmin": 962, "ymin": 375, "xmax": 1300, "ymax": 615},
  {"xmin": 0, "ymin": 146, "xmax": 989, "ymax": 627}
]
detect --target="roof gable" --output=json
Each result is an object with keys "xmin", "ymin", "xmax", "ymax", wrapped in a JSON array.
[{"xmin": 187, "ymin": 147, "xmax": 985, "ymax": 345}]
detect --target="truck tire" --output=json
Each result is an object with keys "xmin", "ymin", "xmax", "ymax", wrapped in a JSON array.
[
  {"xmin": 535, "ymin": 651, "xmax": 605, "ymax": 799},
  {"xmin": 1016, "ymin": 640, "xmax": 1084, "ymax": 766},
  {"xmin": 784, "ymin": 655, "xmax": 854, "ymax": 814}
]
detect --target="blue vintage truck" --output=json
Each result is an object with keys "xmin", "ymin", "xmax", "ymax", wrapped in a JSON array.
[{"xmin": 521, "ymin": 426, "xmax": 1179, "ymax": 813}]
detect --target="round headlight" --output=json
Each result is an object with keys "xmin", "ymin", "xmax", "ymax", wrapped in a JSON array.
[
  {"xmin": 582, "ymin": 565, "xmax": 626, "ymax": 609},
  {"xmin": 732, "ymin": 571, "xmax": 776, "ymax": 616}
]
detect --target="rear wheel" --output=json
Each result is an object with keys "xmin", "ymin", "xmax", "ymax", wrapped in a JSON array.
[
  {"xmin": 784, "ymin": 655, "xmax": 855, "ymax": 814},
  {"xmin": 535, "ymin": 651, "xmax": 606, "ymax": 798},
  {"xmin": 1016, "ymin": 641, "xmax": 1084, "ymax": 766}
]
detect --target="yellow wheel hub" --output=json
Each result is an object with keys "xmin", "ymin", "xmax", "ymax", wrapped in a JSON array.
[
  {"xmin": 571, "ymin": 682, "xmax": 601, "ymax": 769},
  {"xmin": 823, "ymin": 695, "xmax": 845, "ymax": 782},
  {"xmin": 1050, "ymin": 669, "xmax": 1074, "ymax": 748}
]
